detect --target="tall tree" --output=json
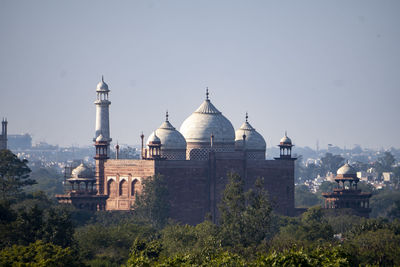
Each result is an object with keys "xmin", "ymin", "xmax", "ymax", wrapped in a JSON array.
[
  {"xmin": 0, "ymin": 149, "xmax": 34, "ymax": 201},
  {"xmin": 218, "ymin": 173, "xmax": 272, "ymax": 247},
  {"xmin": 133, "ymin": 174, "xmax": 170, "ymax": 229},
  {"xmin": 320, "ymin": 153, "xmax": 345, "ymax": 176}
]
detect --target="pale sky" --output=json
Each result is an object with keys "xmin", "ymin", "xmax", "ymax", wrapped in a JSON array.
[{"xmin": 0, "ymin": 0, "xmax": 399, "ymax": 149}]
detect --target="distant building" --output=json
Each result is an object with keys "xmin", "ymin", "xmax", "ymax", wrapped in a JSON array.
[
  {"xmin": 357, "ymin": 171, "xmax": 375, "ymax": 182},
  {"xmin": 382, "ymin": 172, "xmax": 394, "ymax": 182},
  {"xmin": 7, "ymin": 134, "xmax": 32, "ymax": 150},
  {"xmin": 0, "ymin": 118, "xmax": 7, "ymax": 150},
  {"xmin": 322, "ymin": 163, "xmax": 372, "ymax": 217}
]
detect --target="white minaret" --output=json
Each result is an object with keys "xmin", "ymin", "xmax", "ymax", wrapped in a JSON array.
[{"xmin": 94, "ymin": 76, "xmax": 112, "ymax": 143}]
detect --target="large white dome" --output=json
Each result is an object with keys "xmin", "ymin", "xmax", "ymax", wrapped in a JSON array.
[
  {"xmin": 180, "ymin": 98, "xmax": 235, "ymax": 144},
  {"xmin": 235, "ymin": 120, "xmax": 266, "ymax": 150},
  {"xmin": 147, "ymin": 118, "xmax": 187, "ymax": 150}
]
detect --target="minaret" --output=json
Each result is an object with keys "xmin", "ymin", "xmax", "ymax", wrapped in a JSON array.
[
  {"xmin": 94, "ymin": 76, "xmax": 112, "ymax": 148},
  {"xmin": 1, "ymin": 118, "xmax": 7, "ymax": 150}
]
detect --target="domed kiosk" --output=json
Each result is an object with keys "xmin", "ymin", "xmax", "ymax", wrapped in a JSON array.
[
  {"xmin": 322, "ymin": 162, "xmax": 372, "ymax": 217},
  {"xmin": 235, "ymin": 113, "xmax": 266, "ymax": 160},
  {"xmin": 180, "ymin": 89, "xmax": 235, "ymax": 160}
]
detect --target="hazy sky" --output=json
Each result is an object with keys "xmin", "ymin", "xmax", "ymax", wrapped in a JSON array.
[{"xmin": 0, "ymin": 0, "xmax": 399, "ymax": 149}]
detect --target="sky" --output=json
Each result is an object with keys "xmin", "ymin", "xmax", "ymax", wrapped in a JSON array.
[{"xmin": 0, "ymin": 0, "xmax": 399, "ymax": 150}]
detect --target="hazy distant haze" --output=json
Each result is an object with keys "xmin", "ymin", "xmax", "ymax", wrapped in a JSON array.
[{"xmin": 0, "ymin": 0, "xmax": 399, "ymax": 149}]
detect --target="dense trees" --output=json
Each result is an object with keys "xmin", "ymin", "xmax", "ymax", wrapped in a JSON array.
[
  {"xmin": 218, "ymin": 173, "xmax": 272, "ymax": 248},
  {"xmin": 0, "ymin": 149, "xmax": 35, "ymax": 201},
  {"xmin": 133, "ymin": 174, "xmax": 170, "ymax": 229}
]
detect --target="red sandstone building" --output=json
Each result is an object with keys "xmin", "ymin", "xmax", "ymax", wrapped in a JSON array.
[
  {"xmin": 322, "ymin": 163, "xmax": 372, "ymax": 218},
  {"xmin": 57, "ymin": 79, "xmax": 296, "ymax": 224}
]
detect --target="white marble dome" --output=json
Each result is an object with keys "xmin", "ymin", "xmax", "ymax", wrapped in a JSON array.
[
  {"xmin": 337, "ymin": 163, "xmax": 357, "ymax": 176},
  {"xmin": 148, "ymin": 116, "xmax": 187, "ymax": 150},
  {"xmin": 71, "ymin": 163, "xmax": 94, "ymax": 178},
  {"xmin": 180, "ymin": 97, "xmax": 235, "ymax": 144},
  {"xmin": 96, "ymin": 76, "xmax": 109, "ymax": 91},
  {"xmin": 235, "ymin": 120, "xmax": 266, "ymax": 150}
]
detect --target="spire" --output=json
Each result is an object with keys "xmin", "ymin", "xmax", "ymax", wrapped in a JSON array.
[
  {"xmin": 285, "ymin": 130, "xmax": 287, "ymax": 137},
  {"xmin": 206, "ymin": 87, "xmax": 209, "ymax": 100},
  {"xmin": 166, "ymin": 110, "xmax": 169, "ymax": 122},
  {"xmin": 245, "ymin": 112, "xmax": 248, "ymax": 122},
  {"xmin": 102, "ymin": 75, "xmax": 104, "ymax": 83}
]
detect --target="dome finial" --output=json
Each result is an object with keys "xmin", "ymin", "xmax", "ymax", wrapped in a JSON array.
[
  {"xmin": 245, "ymin": 112, "xmax": 248, "ymax": 122},
  {"xmin": 285, "ymin": 130, "xmax": 287, "ymax": 137},
  {"xmin": 166, "ymin": 110, "xmax": 169, "ymax": 122},
  {"xmin": 102, "ymin": 75, "xmax": 104, "ymax": 82},
  {"xmin": 206, "ymin": 87, "xmax": 209, "ymax": 100}
]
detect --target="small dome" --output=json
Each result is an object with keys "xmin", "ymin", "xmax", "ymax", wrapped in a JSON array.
[
  {"xmin": 96, "ymin": 134, "xmax": 106, "ymax": 142},
  {"xmin": 180, "ymin": 93, "xmax": 235, "ymax": 144},
  {"xmin": 150, "ymin": 114, "xmax": 187, "ymax": 150},
  {"xmin": 235, "ymin": 116, "xmax": 266, "ymax": 150},
  {"xmin": 280, "ymin": 132, "xmax": 292, "ymax": 145},
  {"xmin": 71, "ymin": 163, "xmax": 95, "ymax": 179},
  {"xmin": 96, "ymin": 76, "xmax": 109, "ymax": 91},
  {"xmin": 337, "ymin": 163, "xmax": 357, "ymax": 176},
  {"xmin": 147, "ymin": 131, "xmax": 161, "ymax": 144}
]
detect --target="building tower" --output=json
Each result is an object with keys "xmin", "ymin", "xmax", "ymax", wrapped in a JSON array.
[
  {"xmin": 94, "ymin": 76, "xmax": 112, "ymax": 151},
  {"xmin": 276, "ymin": 132, "xmax": 295, "ymax": 160},
  {"xmin": 322, "ymin": 163, "xmax": 372, "ymax": 217},
  {"xmin": 0, "ymin": 118, "xmax": 7, "ymax": 150},
  {"xmin": 93, "ymin": 77, "xmax": 111, "ymax": 196}
]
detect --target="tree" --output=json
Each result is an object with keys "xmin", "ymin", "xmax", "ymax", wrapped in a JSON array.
[
  {"xmin": 218, "ymin": 173, "xmax": 272, "ymax": 248},
  {"xmin": 133, "ymin": 174, "xmax": 170, "ymax": 229},
  {"xmin": 0, "ymin": 240, "xmax": 82, "ymax": 267},
  {"xmin": 295, "ymin": 185, "xmax": 320, "ymax": 207},
  {"xmin": 0, "ymin": 150, "xmax": 35, "ymax": 201},
  {"xmin": 320, "ymin": 153, "xmax": 345, "ymax": 176}
]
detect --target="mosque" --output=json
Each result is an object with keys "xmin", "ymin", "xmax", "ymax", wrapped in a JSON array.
[{"xmin": 57, "ymin": 77, "xmax": 296, "ymax": 224}]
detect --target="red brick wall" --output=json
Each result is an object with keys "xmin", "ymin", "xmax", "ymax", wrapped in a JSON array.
[{"xmin": 99, "ymin": 154, "xmax": 295, "ymax": 223}]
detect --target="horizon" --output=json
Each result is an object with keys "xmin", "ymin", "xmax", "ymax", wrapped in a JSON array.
[{"xmin": 1, "ymin": 1, "xmax": 399, "ymax": 150}]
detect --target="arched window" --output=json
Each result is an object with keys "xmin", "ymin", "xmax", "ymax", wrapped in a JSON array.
[
  {"xmin": 108, "ymin": 180, "xmax": 117, "ymax": 197},
  {"xmin": 119, "ymin": 180, "xmax": 128, "ymax": 196},
  {"xmin": 131, "ymin": 179, "xmax": 138, "ymax": 197}
]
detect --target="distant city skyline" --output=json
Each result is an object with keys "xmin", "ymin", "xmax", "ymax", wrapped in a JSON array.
[{"xmin": 1, "ymin": 1, "xmax": 399, "ymax": 149}]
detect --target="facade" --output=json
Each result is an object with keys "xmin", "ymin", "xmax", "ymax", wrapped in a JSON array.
[
  {"xmin": 0, "ymin": 118, "xmax": 7, "ymax": 150},
  {"xmin": 322, "ymin": 163, "xmax": 372, "ymax": 218},
  {"xmin": 57, "ymin": 78, "xmax": 296, "ymax": 225}
]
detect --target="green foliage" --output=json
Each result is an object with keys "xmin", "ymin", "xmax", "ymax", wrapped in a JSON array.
[
  {"xmin": 126, "ymin": 238, "xmax": 162, "ymax": 266},
  {"xmin": 295, "ymin": 185, "xmax": 320, "ymax": 207},
  {"xmin": 218, "ymin": 173, "xmax": 272, "ymax": 248},
  {"xmin": 324, "ymin": 210, "xmax": 366, "ymax": 234},
  {"xmin": 27, "ymin": 168, "xmax": 64, "ymax": 196},
  {"xmin": 0, "ymin": 197, "xmax": 74, "ymax": 249},
  {"xmin": 320, "ymin": 153, "xmax": 345, "ymax": 176},
  {"xmin": 0, "ymin": 240, "xmax": 83, "ymax": 267},
  {"xmin": 255, "ymin": 246, "xmax": 349, "ymax": 267},
  {"xmin": 375, "ymin": 151, "xmax": 396, "ymax": 175},
  {"xmin": 272, "ymin": 207, "xmax": 334, "ymax": 250},
  {"xmin": 133, "ymin": 174, "xmax": 170, "ymax": 229},
  {"xmin": 75, "ymin": 222, "xmax": 156, "ymax": 266},
  {"xmin": 388, "ymin": 200, "xmax": 400, "ymax": 219},
  {"xmin": 370, "ymin": 189, "xmax": 400, "ymax": 218},
  {"xmin": 343, "ymin": 228, "xmax": 400, "ymax": 266},
  {"xmin": 160, "ymin": 220, "xmax": 220, "ymax": 261},
  {"xmin": 0, "ymin": 149, "xmax": 34, "ymax": 201}
]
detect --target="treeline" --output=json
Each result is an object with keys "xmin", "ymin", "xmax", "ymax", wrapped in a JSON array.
[{"xmin": 1, "ymin": 149, "xmax": 400, "ymax": 266}]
